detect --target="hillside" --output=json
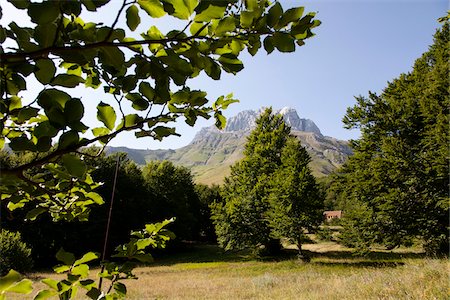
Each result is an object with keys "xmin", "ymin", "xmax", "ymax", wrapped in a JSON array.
[{"xmin": 107, "ymin": 108, "xmax": 352, "ymax": 184}]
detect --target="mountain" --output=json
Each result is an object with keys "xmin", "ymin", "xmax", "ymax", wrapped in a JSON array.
[{"xmin": 107, "ymin": 108, "xmax": 353, "ymax": 184}]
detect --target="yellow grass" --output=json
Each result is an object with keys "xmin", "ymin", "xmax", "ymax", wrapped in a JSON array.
[{"xmin": 8, "ymin": 243, "xmax": 450, "ymax": 300}]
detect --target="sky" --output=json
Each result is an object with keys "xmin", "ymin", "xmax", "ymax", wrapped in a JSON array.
[{"xmin": 2, "ymin": 0, "xmax": 447, "ymax": 150}]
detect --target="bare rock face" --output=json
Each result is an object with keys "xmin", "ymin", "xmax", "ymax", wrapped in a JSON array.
[
  {"xmin": 277, "ymin": 107, "xmax": 322, "ymax": 135},
  {"xmin": 222, "ymin": 107, "xmax": 322, "ymax": 135},
  {"xmin": 107, "ymin": 107, "xmax": 353, "ymax": 184}
]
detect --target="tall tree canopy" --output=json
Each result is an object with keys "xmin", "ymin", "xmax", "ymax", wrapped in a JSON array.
[
  {"xmin": 142, "ymin": 160, "xmax": 201, "ymax": 242},
  {"xmin": 0, "ymin": 0, "xmax": 320, "ymax": 222},
  {"xmin": 334, "ymin": 23, "xmax": 449, "ymax": 255},
  {"xmin": 268, "ymin": 137, "xmax": 323, "ymax": 259},
  {"xmin": 212, "ymin": 108, "xmax": 323, "ymax": 257}
]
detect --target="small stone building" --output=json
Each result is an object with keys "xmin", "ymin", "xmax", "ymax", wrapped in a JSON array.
[{"xmin": 323, "ymin": 210, "xmax": 343, "ymax": 222}]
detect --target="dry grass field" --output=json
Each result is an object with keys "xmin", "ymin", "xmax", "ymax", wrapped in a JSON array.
[{"xmin": 10, "ymin": 242, "xmax": 450, "ymax": 300}]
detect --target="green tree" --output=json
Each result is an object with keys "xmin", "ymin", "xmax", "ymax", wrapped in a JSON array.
[
  {"xmin": 268, "ymin": 137, "xmax": 323, "ymax": 260},
  {"xmin": 194, "ymin": 183, "xmax": 222, "ymax": 242},
  {"xmin": 143, "ymin": 160, "xmax": 201, "ymax": 241},
  {"xmin": 336, "ymin": 23, "xmax": 449, "ymax": 255},
  {"xmin": 212, "ymin": 108, "xmax": 322, "ymax": 257}
]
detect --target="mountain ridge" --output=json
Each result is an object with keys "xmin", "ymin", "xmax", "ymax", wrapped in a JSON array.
[{"xmin": 107, "ymin": 107, "xmax": 352, "ymax": 184}]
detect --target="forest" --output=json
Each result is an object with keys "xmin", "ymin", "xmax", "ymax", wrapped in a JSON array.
[{"xmin": 0, "ymin": 0, "xmax": 448, "ymax": 299}]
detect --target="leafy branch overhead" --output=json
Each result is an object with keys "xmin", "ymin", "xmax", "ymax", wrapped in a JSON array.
[{"xmin": 0, "ymin": 0, "xmax": 320, "ymax": 221}]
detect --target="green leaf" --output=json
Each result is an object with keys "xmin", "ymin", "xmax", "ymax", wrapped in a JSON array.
[
  {"xmin": 0, "ymin": 26, "xmax": 6, "ymax": 43},
  {"xmin": 37, "ymin": 89, "xmax": 71, "ymax": 110},
  {"xmin": 35, "ymin": 136, "xmax": 52, "ymax": 152},
  {"xmin": 204, "ymin": 58, "xmax": 221, "ymax": 80},
  {"xmin": 215, "ymin": 17, "xmax": 236, "ymax": 36},
  {"xmin": 113, "ymin": 282, "xmax": 127, "ymax": 297},
  {"xmin": 9, "ymin": 136, "xmax": 35, "ymax": 151},
  {"xmin": 126, "ymin": 93, "xmax": 149, "ymax": 111},
  {"xmin": 214, "ymin": 111, "xmax": 226, "ymax": 129},
  {"xmin": 71, "ymin": 265, "xmax": 89, "ymax": 277},
  {"xmin": 190, "ymin": 22, "xmax": 207, "ymax": 36},
  {"xmin": 240, "ymin": 11, "xmax": 254, "ymax": 28},
  {"xmin": 17, "ymin": 107, "xmax": 40, "ymax": 123},
  {"xmin": 35, "ymin": 23, "xmax": 57, "ymax": 47},
  {"xmin": 92, "ymin": 127, "xmax": 110, "ymax": 137},
  {"xmin": 41, "ymin": 279, "xmax": 58, "ymax": 290},
  {"xmin": 62, "ymin": 154, "xmax": 86, "ymax": 178},
  {"xmin": 27, "ymin": 2, "xmax": 59, "ymax": 24},
  {"xmin": 8, "ymin": 96, "xmax": 22, "ymax": 110},
  {"xmin": 56, "ymin": 248, "xmax": 76, "ymax": 265},
  {"xmin": 276, "ymin": 7, "xmax": 304, "ymax": 29},
  {"xmin": 35, "ymin": 59, "xmax": 56, "ymax": 84},
  {"xmin": 53, "ymin": 265, "xmax": 70, "ymax": 274},
  {"xmin": 8, "ymin": 0, "xmax": 30, "ymax": 9},
  {"xmin": 81, "ymin": 0, "xmax": 109, "ymax": 11},
  {"xmin": 153, "ymin": 126, "xmax": 178, "ymax": 140},
  {"xmin": 218, "ymin": 53, "xmax": 244, "ymax": 74},
  {"xmin": 51, "ymin": 74, "xmax": 85, "ymax": 88},
  {"xmin": 97, "ymin": 102, "xmax": 116, "ymax": 130},
  {"xmin": 57, "ymin": 131, "xmax": 79, "ymax": 150},
  {"xmin": 99, "ymin": 47, "xmax": 125, "ymax": 70},
  {"xmin": 74, "ymin": 252, "xmax": 99, "ymax": 266},
  {"xmin": 267, "ymin": 2, "xmax": 283, "ymax": 27},
  {"xmin": 162, "ymin": 0, "xmax": 198, "ymax": 20},
  {"xmin": 64, "ymin": 98, "xmax": 84, "ymax": 123},
  {"xmin": 86, "ymin": 192, "xmax": 104, "ymax": 204},
  {"xmin": 122, "ymin": 114, "xmax": 143, "ymax": 128},
  {"xmin": 194, "ymin": 2, "xmax": 226, "ymax": 22},
  {"xmin": 85, "ymin": 287, "xmax": 102, "ymax": 300},
  {"xmin": 4, "ymin": 279, "xmax": 32, "ymax": 294},
  {"xmin": 0, "ymin": 270, "xmax": 20, "ymax": 292},
  {"xmin": 263, "ymin": 36, "xmax": 274, "ymax": 54},
  {"xmin": 272, "ymin": 32, "xmax": 295, "ymax": 52},
  {"xmin": 34, "ymin": 289, "xmax": 57, "ymax": 300},
  {"xmin": 139, "ymin": 82, "xmax": 155, "ymax": 101},
  {"xmin": 126, "ymin": 5, "xmax": 140, "ymax": 31},
  {"xmin": 138, "ymin": 0, "xmax": 166, "ymax": 18},
  {"xmin": 25, "ymin": 207, "xmax": 46, "ymax": 221},
  {"xmin": 34, "ymin": 121, "xmax": 58, "ymax": 138}
]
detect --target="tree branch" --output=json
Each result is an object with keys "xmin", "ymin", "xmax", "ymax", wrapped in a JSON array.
[{"xmin": 0, "ymin": 112, "xmax": 174, "ymax": 175}]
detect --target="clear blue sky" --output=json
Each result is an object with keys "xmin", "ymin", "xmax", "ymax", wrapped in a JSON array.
[
  {"xmin": 2, "ymin": 0, "xmax": 447, "ymax": 150},
  {"xmin": 120, "ymin": 0, "xmax": 447, "ymax": 150}
]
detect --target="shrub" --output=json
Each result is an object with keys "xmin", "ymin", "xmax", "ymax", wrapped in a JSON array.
[
  {"xmin": 316, "ymin": 227, "xmax": 334, "ymax": 242},
  {"xmin": 0, "ymin": 229, "xmax": 34, "ymax": 275}
]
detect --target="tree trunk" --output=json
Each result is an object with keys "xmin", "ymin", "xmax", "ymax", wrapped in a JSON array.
[{"xmin": 297, "ymin": 241, "xmax": 310, "ymax": 263}]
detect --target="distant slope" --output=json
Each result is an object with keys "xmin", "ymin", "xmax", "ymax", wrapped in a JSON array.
[{"xmin": 107, "ymin": 108, "xmax": 352, "ymax": 184}]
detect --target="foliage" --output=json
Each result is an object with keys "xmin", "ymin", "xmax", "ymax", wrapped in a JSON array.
[
  {"xmin": 0, "ymin": 0, "xmax": 320, "ymax": 222},
  {"xmin": 212, "ymin": 108, "xmax": 290, "ymax": 252},
  {"xmin": 2, "ymin": 150, "xmax": 213, "ymax": 265},
  {"xmin": 0, "ymin": 0, "xmax": 319, "ymax": 297},
  {"xmin": 143, "ymin": 160, "xmax": 201, "ymax": 242},
  {"xmin": 333, "ymin": 23, "xmax": 449, "ymax": 255},
  {"xmin": 0, "ymin": 229, "xmax": 34, "ymax": 276},
  {"xmin": 315, "ymin": 226, "xmax": 334, "ymax": 242},
  {"xmin": 212, "ymin": 108, "xmax": 323, "ymax": 257},
  {"xmin": 0, "ymin": 270, "xmax": 33, "ymax": 300},
  {"xmin": 33, "ymin": 218, "xmax": 174, "ymax": 300},
  {"xmin": 267, "ymin": 137, "xmax": 323, "ymax": 258},
  {"xmin": 194, "ymin": 184, "xmax": 222, "ymax": 242}
]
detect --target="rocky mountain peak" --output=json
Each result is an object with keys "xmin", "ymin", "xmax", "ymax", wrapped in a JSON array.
[{"xmin": 221, "ymin": 107, "xmax": 322, "ymax": 135}]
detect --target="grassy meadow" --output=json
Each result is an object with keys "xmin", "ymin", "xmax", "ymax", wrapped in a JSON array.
[{"xmin": 15, "ymin": 241, "xmax": 449, "ymax": 300}]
